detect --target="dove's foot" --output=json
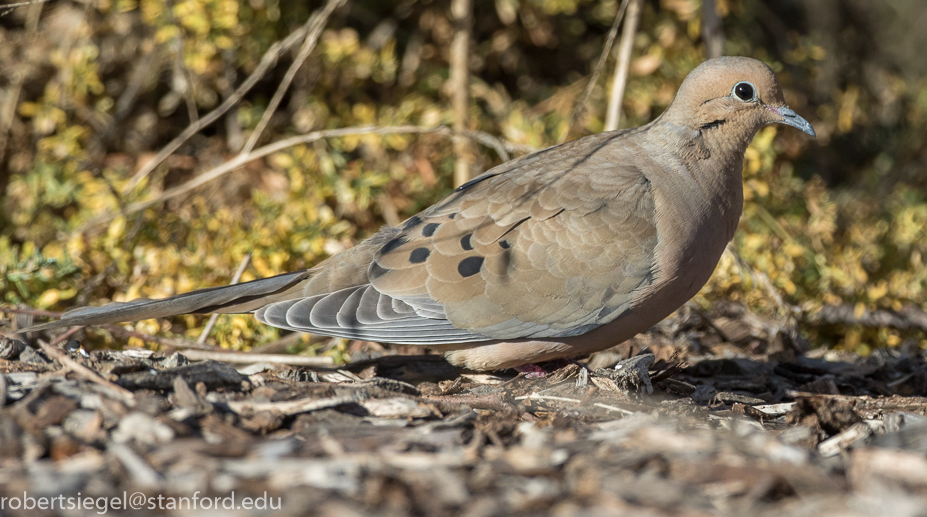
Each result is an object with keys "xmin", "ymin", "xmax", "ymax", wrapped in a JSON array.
[{"xmin": 514, "ymin": 363, "xmax": 548, "ymax": 378}]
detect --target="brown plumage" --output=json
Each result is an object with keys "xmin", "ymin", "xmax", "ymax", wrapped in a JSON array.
[{"xmin": 23, "ymin": 57, "xmax": 815, "ymax": 370}]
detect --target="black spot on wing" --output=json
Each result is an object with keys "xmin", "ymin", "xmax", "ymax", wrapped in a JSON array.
[
  {"xmin": 499, "ymin": 249, "xmax": 512, "ymax": 275},
  {"xmin": 380, "ymin": 236, "xmax": 407, "ymax": 255},
  {"xmin": 460, "ymin": 234, "xmax": 473, "ymax": 251},
  {"xmin": 458, "ymin": 256, "xmax": 484, "ymax": 278},
  {"xmin": 499, "ymin": 239, "xmax": 510, "ymax": 249},
  {"xmin": 402, "ymin": 215, "xmax": 423, "ymax": 231},
  {"xmin": 422, "ymin": 223, "xmax": 440, "ymax": 237},
  {"xmin": 409, "ymin": 247, "xmax": 430, "ymax": 264}
]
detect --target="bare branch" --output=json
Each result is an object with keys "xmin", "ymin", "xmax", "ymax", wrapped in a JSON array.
[
  {"xmin": 702, "ymin": 0, "xmax": 725, "ymax": 59},
  {"xmin": 0, "ymin": 0, "xmax": 49, "ymax": 17},
  {"xmin": 179, "ymin": 349, "xmax": 334, "ymax": 367},
  {"xmin": 807, "ymin": 304, "xmax": 927, "ymax": 333},
  {"xmin": 83, "ymin": 125, "xmax": 535, "ymax": 229},
  {"xmin": 227, "ymin": 393, "xmax": 355, "ymax": 415},
  {"xmin": 2, "ymin": 306, "xmax": 63, "ymax": 318},
  {"xmin": 604, "ymin": 0, "xmax": 643, "ymax": 131},
  {"xmin": 0, "ymin": 0, "xmax": 42, "ymax": 160},
  {"xmin": 0, "ymin": 71, "xmax": 25, "ymax": 164},
  {"xmin": 37, "ymin": 339, "xmax": 137, "ymax": 406},
  {"xmin": 559, "ymin": 0, "xmax": 631, "ymax": 144},
  {"xmin": 242, "ymin": 0, "xmax": 346, "ymax": 154},
  {"xmin": 45, "ymin": 325, "xmax": 83, "ymax": 347},
  {"xmin": 123, "ymin": 4, "xmax": 339, "ymax": 193},
  {"xmin": 196, "ymin": 253, "xmax": 252, "ymax": 344},
  {"xmin": 450, "ymin": 0, "xmax": 473, "ymax": 187},
  {"xmin": 463, "ymin": 128, "xmax": 534, "ymax": 156}
]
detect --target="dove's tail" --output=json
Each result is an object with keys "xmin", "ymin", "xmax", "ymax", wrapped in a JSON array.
[{"xmin": 21, "ymin": 270, "xmax": 312, "ymax": 333}]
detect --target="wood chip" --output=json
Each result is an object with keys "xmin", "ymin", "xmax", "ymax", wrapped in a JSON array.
[{"xmin": 227, "ymin": 394, "xmax": 360, "ymax": 416}]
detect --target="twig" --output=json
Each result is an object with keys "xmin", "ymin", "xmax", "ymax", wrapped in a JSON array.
[
  {"xmin": 221, "ymin": 48, "xmax": 244, "ymax": 152},
  {"xmin": 449, "ymin": 0, "xmax": 473, "ymax": 187},
  {"xmin": 196, "ymin": 253, "xmax": 252, "ymax": 343},
  {"xmin": 242, "ymin": 0, "xmax": 345, "ymax": 154},
  {"xmin": 460, "ymin": 129, "xmax": 514, "ymax": 161},
  {"xmin": 514, "ymin": 393, "xmax": 582, "ymax": 404},
  {"xmin": 887, "ymin": 373, "xmax": 916, "ymax": 388},
  {"xmin": 464, "ymin": 128, "xmax": 534, "ymax": 156},
  {"xmin": 118, "ymin": 126, "xmax": 439, "ymax": 220},
  {"xmin": 604, "ymin": 0, "xmax": 642, "ymax": 131},
  {"xmin": 398, "ymin": 31, "xmax": 423, "ymax": 88},
  {"xmin": 168, "ymin": 21, "xmax": 200, "ymax": 125},
  {"xmin": 36, "ymin": 339, "xmax": 137, "ymax": 406},
  {"xmin": 0, "ymin": 71, "xmax": 24, "ymax": 165},
  {"xmin": 2, "ymin": 306, "xmax": 63, "ymax": 318},
  {"xmin": 108, "ymin": 443, "xmax": 163, "ymax": 489},
  {"xmin": 0, "ymin": 0, "xmax": 49, "ymax": 17},
  {"xmin": 807, "ymin": 304, "xmax": 927, "ymax": 333},
  {"xmin": 123, "ymin": 9, "xmax": 333, "ymax": 193},
  {"xmin": 377, "ymin": 193, "xmax": 401, "ymax": 226},
  {"xmin": 180, "ymin": 349, "xmax": 334, "ymax": 366},
  {"xmin": 46, "ymin": 325, "xmax": 83, "ymax": 347},
  {"xmin": 593, "ymin": 402, "xmax": 635, "ymax": 415},
  {"xmin": 84, "ymin": 125, "xmax": 534, "ymax": 229},
  {"xmin": 0, "ymin": 0, "xmax": 42, "ymax": 160},
  {"xmin": 702, "ymin": 0, "xmax": 724, "ymax": 59},
  {"xmin": 227, "ymin": 393, "xmax": 357, "ymax": 415},
  {"xmin": 559, "ymin": 0, "xmax": 631, "ymax": 144}
]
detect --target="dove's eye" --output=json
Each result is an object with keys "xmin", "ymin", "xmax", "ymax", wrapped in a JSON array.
[{"xmin": 733, "ymin": 81, "xmax": 757, "ymax": 102}]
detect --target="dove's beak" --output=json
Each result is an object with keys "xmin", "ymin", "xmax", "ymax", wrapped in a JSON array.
[{"xmin": 767, "ymin": 105, "xmax": 816, "ymax": 137}]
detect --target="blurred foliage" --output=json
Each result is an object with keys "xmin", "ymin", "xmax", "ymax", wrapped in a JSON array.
[{"xmin": 1, "ymin": 0, "xmax": 925, "ymax": 356}]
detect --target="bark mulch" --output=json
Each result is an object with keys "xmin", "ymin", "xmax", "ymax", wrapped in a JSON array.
[{"xmin": 2, "ymin": 303, "xmax": 927, "ymax": 516}]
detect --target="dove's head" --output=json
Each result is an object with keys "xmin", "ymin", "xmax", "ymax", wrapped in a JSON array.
[{"xmin": 664, "ymin": 56, "xmax": 815, "ymax": 142}]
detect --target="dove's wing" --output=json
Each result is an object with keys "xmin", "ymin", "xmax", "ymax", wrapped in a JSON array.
[{"xmin": 256, "ymin": 130, "xmax": 658, "ymax": 344}]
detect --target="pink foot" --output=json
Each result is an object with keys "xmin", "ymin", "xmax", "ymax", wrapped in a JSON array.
[{"xmin": 514, "ymin": 363, "xmax": 547, "ymax": 378}]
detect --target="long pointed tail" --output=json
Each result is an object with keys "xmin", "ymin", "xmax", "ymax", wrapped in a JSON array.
[{"xmin": 22, "ymin": 270, "xmax": 312, "ymax": 332}]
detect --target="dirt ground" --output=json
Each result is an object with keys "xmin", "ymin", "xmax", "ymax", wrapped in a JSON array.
[{"xmin": 3, "ymin": 303, "xmax": 927, "ymax": 516}]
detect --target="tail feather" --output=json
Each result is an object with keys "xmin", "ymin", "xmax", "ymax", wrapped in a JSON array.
[{"xmin": 22, "ymin": 270, "xmax": 312, "ymax": 332}]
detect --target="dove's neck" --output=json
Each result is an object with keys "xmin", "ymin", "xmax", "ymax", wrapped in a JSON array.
[
  {"xmin": 644, "ymin": 118, "xmax": 747, "ymax": 226},
  {"xmin": 652, "ymin": 113, "xmax": 757, "ymax": 173},
  {"xmin": 629, "ymin": 117, "xmax": 748, "ymax": 305}
]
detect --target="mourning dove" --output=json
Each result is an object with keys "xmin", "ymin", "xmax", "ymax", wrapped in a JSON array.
[{"xmin": 25, "ymin": 57, "xmax": 814, "ymax": 371}]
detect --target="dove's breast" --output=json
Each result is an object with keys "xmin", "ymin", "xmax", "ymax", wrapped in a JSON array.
[{"xmin": 628, "ymin": 142, "xmax": 745, "ymax": 317}]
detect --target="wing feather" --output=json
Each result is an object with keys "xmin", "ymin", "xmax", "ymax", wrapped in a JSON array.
[{"xmin": 364, "ymin": 130, "xmax": 659, "ymax": 341}]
